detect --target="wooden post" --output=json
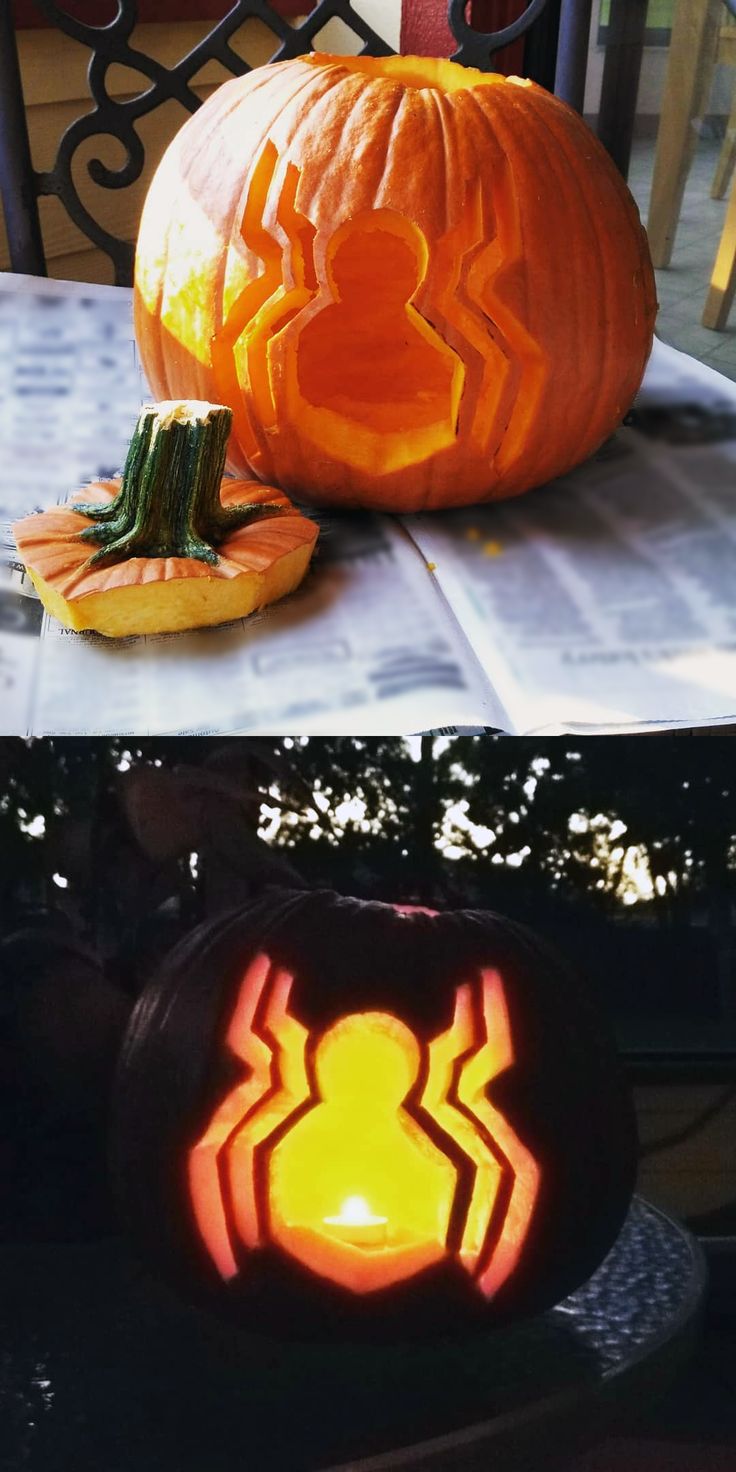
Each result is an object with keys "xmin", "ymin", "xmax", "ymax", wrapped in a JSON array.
[
  {"xmin": 647, "ymin": 0, "xmax": 721, "ymax": 268},
  {"xmin": 710, "ymin": 26, "xmax": 736, "ymax": 202},
  {"xmin": 710, "ymin": 90, "xmax": 736, "ymax": 202},
  {"xmin": 702, "ymin": 176, "xmax": 736, "ymax": 330}
]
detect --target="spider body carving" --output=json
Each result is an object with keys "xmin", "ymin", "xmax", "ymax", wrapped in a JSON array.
[{"xmin": 189, "ymin": 954, "xmax": 540, "ymax": 1296}]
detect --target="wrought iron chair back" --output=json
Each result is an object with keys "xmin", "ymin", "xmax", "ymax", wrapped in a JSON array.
[{"xmin": 0, "ymin": 0, "xmax": 573, "ymax": 286}]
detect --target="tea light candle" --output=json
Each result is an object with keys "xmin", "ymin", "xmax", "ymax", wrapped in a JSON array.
[{"xmin": 323, "ymin": 1195, "xmax": 388, "ymax": 1246}]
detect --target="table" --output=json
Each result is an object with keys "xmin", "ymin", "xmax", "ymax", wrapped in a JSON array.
[{"xmin": 0, "ymin": 1198, "xmax": 706, "ymax": 1472}]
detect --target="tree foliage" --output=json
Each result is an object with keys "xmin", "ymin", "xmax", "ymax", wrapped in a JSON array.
[{"xmin": 1, "ymin": 735, "xmax": 734, "ymax": 957}]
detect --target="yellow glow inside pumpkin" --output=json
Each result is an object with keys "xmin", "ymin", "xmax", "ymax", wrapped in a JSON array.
[
  {"xmin": 188, "ymin": 955, "xmax": 541, "ymax": 1296},
  {"xmin": 268, "ymin": 1012, "xmax": 457, "ymax": 1291}
]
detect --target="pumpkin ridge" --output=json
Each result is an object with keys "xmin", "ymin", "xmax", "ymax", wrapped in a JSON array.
[
  {"xmin": 514, "ymin": 87, "xmax": 630, "ymax": 464},
  {"xmin": 502, "ymin": 87, "xmax": 592, "ymax": 482},
  {"xmin": 370, "ymin": 85, "xmax": 415, "ymax": 215},
  {"xmin": 541, "ymin": 91, "xmax": 655, "ymax": 329},
  {"xmin": 19, "ymin": 509, "xmax": 316, "ymax": 600},
  {"xmin": 563, "ymin": 111, "xmax": 655, "ymax": 430},
  {"xmin": 288, "ymin": 67, "xmax": 379, "ymax": 231},
  {"xmin": 245, "ymin": 67, "xmax": 370, "ymax": 469},
  {"xmin": 140, "ymin": 77, "xmax": 251, "ymax": 402},
  {"xmin": 446, "ymin": 93, "xmax": 527, "ymax": 486},
  {"xmin": 463, "ymin": 88, "xmax": 548, "ymax": 491},
  {"xmin": 530, "ymin": 94, "xmax": 610, "ymax": 459},
  {"xmin": 424, "ymin": 87, "xmax": 466, "ymax": 511},
  {"xmin": 213, "ymin": 63, "xmax": 355, "ymax": 482},
  {"xmin": 488, "ymin": 89, "xmax": 572, "ymax": 490}
]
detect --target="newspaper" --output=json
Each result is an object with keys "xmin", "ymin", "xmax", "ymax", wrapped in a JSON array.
[
  {"xmin": 404, "ymin": 370, "xmax": 736, "ymax": 732},
  {"xmin": 0, "ymin": 278, "xmax": 499, "ymax": 736},
  {"xmin": 1, "ymin": 272, "xmax": 735, "ymax": 735}
]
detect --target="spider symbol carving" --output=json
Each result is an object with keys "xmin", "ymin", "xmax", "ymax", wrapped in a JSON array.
[{"xmin": 189, "ymin": 954, "xmax": 540, "ymax": 1296}]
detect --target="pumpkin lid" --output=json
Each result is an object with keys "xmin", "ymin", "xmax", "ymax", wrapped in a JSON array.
[{"xmin": 14, "ymin": 479, "xmax": 318, "ymax": 600}]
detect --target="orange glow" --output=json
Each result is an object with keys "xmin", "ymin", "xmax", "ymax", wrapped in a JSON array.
[
  {"xmin": 189, "ymin": 956, "xmax": 540, "ymax": 1297},
  {"xmin": 290, "ymin": 210, "xmax": 465, "ymax": 473}
]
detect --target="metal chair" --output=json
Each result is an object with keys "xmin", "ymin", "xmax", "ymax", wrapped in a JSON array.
[{"xmin": 0, "ymin": 0, "xmax": 593, "ymax": 287}]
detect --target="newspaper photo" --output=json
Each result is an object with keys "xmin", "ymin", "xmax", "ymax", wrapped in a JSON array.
[{"xmin": 1, "ymin": 273, "xmax": 735, "ymax": 735}]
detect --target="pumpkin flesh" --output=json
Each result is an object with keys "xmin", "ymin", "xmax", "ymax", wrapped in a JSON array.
[{"xmin": 15, "ymin": 480, "xmax": 318, "ymax": 637}]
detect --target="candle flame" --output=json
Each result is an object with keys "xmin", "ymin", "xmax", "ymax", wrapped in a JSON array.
[{"xmin": 325, "ymin": 1195, "xmax": 387, "ymax": 1226}]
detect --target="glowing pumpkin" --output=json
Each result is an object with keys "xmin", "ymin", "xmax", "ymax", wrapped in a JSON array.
[
  {"xmin": 134, "ymin": 53, "xmax": 656, "ymax": 513},
  {"xmin": 112, "ymin": 890, "xmax": 636, "ymax": 1335}
]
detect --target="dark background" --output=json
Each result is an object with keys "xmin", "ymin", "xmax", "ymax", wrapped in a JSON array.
[
  {"xmin": 2, "ymin": 734, "xmax": 735, "ymax": 1053},
  {"xmin": 1, "ymin": 734, "xmax": 735, "ymax": 1248},
  {"xmin": 1, "ymin": 735, "xmax": 735, "ymax": 1472}
]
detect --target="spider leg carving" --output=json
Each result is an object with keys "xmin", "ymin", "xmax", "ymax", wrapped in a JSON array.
[
  {"xmin": 188, "ymin": 953, "xmax": 309, "ymax": 1279},
  {"xmin": 426, "ymin": 181, "xmax": 512, "ymax": 460},
  {"xmin": 422, "ymin": 969, "xmax": 540, "ymax": 1298},
  {"xmin": 248, "ymin": 159, "xmax": 317, "ymax": 430},
  {"xmin": 458, "ymin": 969, "xmax": 540, "ymax": 1298},
  {"xmin": 211, "ymin": 142, "xmax": 318, "ymax": 454},
  {"xmin": 224, "ymin": 962, "xmax": 310, "ymax": 1252},
  {"xmin": 421, "ymin": 981, "xmax": 504, "ymax": 1265},
  {"xmin": 210, "ymin": 140, "xmax": 282, "ymax": 463}
]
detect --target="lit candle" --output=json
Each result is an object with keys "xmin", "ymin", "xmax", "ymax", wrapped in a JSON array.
[{"xmin": 323, "ymin": 1195, "xmax": 388, "ymax": 1246}]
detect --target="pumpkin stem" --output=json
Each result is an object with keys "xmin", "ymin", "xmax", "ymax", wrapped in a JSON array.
[{"xmin": 77, "ymin": 401, "xmax": 285, "ymax": 568}]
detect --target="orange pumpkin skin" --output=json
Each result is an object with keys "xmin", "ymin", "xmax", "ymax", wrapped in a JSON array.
[
  {"xmin": 134, "ymin": 55, "xmax": 656, "ymax": 514},
  {"xmin": 14, "ymin": 480, "xmax": 318, "ymax": 636}
]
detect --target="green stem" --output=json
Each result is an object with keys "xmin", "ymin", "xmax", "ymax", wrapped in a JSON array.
[{"xmin": 77, "ymin": 401, "xmax": 285, "ymax": 568}]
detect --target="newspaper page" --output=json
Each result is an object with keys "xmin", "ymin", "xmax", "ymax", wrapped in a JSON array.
[
  {"xmin": 404, "ymin": 339, "xmax": 736, "ymax": 733},
  {"xmin": 0, "ymin": 276, "xmax": 499, "ymax": 736},
  {"xmin": 4, "ymin": 275, "xmax": 736, "ymax": 735}
]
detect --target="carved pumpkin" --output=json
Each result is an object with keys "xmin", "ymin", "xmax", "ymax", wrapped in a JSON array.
[
  {"xmin": 112, "ymin": 890, "xmax": 636, "ymax": 1336},
  {"xmin": 135, "ymin": 53, "xmax": 656, "ymax": 513}
]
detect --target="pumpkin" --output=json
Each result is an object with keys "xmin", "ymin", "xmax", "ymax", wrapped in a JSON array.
[
  {"xmin": 134, "ymin": 53, "xmax": 656, "ymax": 514},
  {"xmin": 13, "ymin": 401, "xmax": 318, "ymax": 637},
  {"xmin": 111, "ymin": 889, "xmax": 636, "ymax": 1337}
]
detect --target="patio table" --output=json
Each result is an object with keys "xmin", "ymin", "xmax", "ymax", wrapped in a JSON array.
[{"xmin": 0, "ymin": 1197, "xmax": 706, "ymax": 1472}]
